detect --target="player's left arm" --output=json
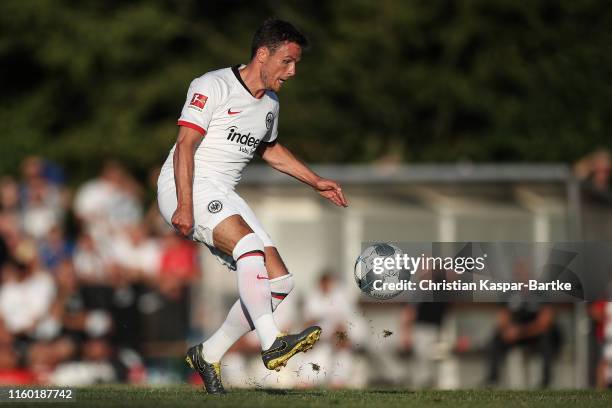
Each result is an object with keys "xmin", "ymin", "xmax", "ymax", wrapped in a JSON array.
[{"xmin": 257, "ymin": 141, "xmax": 348, "ymax": 207}]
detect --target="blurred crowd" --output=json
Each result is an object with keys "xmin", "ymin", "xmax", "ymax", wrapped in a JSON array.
[{"xmin": 0, "ymin": 157, "xmax": 198, "ymax": 385}]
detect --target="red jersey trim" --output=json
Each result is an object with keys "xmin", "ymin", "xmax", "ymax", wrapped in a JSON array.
[{"xmin": 177, "ymin": 120, "xmax": 206, "ymax": 135}]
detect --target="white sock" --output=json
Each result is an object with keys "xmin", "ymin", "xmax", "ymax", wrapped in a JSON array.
[
  {"xmin": 233, "ymin": 234, "xmax": 279, "ymax": 350},
  {"xmin": 269, "ymin": 273, "xmax": 294, "ymax": 311},
  {"xmin": 201, "ymin": 273, "xmax": 294, "ymax": 362}
]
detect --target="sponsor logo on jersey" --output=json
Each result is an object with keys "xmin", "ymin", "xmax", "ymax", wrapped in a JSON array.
[
  {"xmin": 207, "ymin": 200, "xmax": 223, "ymax": 213},
  {"xmin": 227, "ymin": 108, "xmax": 242, "ymax": 115},
  {"xmin": 189, "ymin": 93, "xmax": 208, "ymax": 110},
  {"xmin": 226, "ymin": 126, "xmax": 261, "ymax": 154},
  {"xmin": 265, "ymin": 112, "xmax": 274, "ymax": 130}
]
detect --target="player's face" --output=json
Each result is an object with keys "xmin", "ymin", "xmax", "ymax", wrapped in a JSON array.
[{"xmin": 261, "ymin": 42, "xmax": 302, "ymax": 92}]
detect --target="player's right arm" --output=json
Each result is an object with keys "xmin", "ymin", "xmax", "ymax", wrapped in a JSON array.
[
  {"xmin": 171, "ymin": 126, "xmax": 204, "ymax": 237},
  {"xmin": 171, "ymin": 74, "xmax": 223, "ymax": 236}
]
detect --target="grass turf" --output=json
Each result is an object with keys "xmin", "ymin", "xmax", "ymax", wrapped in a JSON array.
[{"xmin": 6, "ymin": 385, "xmax": 612, "ymax": 408}]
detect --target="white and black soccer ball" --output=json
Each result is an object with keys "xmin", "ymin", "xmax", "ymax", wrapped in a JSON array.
[{"xmin": 354, "ymin": 243, "xmax": 409, "ymax": 300}]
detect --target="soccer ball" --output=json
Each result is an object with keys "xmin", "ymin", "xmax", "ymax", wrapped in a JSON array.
[{"xmin": 354, "ymin": 243, "xmax": 409, "ymax": 300}]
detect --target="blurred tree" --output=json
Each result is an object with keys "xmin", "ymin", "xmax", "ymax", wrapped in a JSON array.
[{"xmin": 0, "ymin": 0, "xmax": 611, "ymax": 180}]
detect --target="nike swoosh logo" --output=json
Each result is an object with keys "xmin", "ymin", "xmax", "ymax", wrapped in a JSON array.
[
  {"xmin": 256, "ymin": 274, "xmax": 269, "ymax": 280},
  {"xmin": 192, "ymin": 353, "xmax": 205, "ymax": 371},
  {"xmin": 263, "ymin": 340, "xmax": 288, "ymax": 355},
  {"xmin": 195, "ymin": 357, "xmax": 205, "ymax": 371},
  {"xmin": 228, "ymin": 108, "xmax": 241, "ymax": 115}
]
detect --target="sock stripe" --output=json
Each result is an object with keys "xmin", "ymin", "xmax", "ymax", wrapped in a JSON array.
[
  {"xmin": 271, "ymin": 292, "xmax": 287, "ymax": 300},
  {"xmin": 236, "ymin": 250, "xmax": 265, "ymax": 261},
  {"xmin": 269, "ymin": 273, "xmax": 293, "ymax": 283},
  {"xmin": 239, "ymin": 299, "xmax": 255, "ymax": 331}
]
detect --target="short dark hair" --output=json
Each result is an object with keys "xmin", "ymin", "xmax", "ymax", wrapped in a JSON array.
[{"xmin": 251, "ymin": 18, "xmax": 308, "ymax": 58}]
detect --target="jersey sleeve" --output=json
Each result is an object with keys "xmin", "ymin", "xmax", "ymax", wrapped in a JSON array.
[
  {"xmin": 177, "ymin": 75, "xmax": 223, "ymax": 135},
  {"xmin": 263, "ymin": 104, "xmax": 280, "ymax": 143}
]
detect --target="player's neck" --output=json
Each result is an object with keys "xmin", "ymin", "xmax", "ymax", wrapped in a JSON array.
[{"xmin": 238, "ymin": 64, "xmax": 266, "ymax": 99}]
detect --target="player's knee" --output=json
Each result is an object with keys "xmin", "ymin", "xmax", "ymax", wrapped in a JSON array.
[{"xmin": 232, "ymin": 233, "xmax": 265, "ymax": 262}]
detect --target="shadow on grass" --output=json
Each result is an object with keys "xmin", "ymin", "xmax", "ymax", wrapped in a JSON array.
[
  {"xmin": 366, "ymin": 390, "xmax": 415, "ymax": 395},
  {"xmin": 252, "ymin": 389, "xmax": 326, "ymax": 396},
  {"xmin": 250, "ymin": 388, "xmax": 414, "ymax": 397}
]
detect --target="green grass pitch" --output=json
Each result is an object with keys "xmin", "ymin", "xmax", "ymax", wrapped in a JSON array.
[{"xmin": 7, "ymin": 385, "xmax": 612, "ymax": 408}]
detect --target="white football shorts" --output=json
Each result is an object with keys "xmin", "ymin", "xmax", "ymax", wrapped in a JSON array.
[{"xmin": 157, "ymin": 177, "xmax": 274, "ymax": 270}]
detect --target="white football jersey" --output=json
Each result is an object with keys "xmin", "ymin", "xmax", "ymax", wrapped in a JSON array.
[{"xmin": 159, "ymin": 65, "xmax": 279, "ymax": 188}]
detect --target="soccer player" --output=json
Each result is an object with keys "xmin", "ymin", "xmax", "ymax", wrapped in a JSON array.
[{"xmin": 157, "ymin": 18, "xmax": 348, "ymax": 394}]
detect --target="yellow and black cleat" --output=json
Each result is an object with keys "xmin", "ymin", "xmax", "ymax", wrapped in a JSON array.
[
  {"xmin": 261, "ymin": 326, "xmax": 322, "ymax": 371},
  {"xmin": 185, "ymin": 344, "xmax": 225, "ymax": 395}
]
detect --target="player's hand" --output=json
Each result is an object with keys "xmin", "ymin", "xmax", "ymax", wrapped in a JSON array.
[
  {"xmin": 171, "ymin": 205, "xmax": 194, "ymax": 237},
  {"xmin": 314, "ymin": 178, "xmax": 348, "ymax": 207}
]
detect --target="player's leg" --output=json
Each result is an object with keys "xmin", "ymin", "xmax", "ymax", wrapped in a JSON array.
[
  {"xmin": 228, "ymin": 191, "xmax": 295, "ymax": 308},
  {"xmin": 201, "ymin": 247, "xmax": 294, "ymax": 364},
  {"xmin": 213, "ymin": 215, "xmax": 320, "ymax": 371},
  {"xmin": 160, "ymin": 185, "xmax": 252, "ymax": 394},
  {"xmin": 205, "ymin": 190, "xmax": 295, "ymax": 351},
  {"xmin": 211, "ymin": 215, "xmax": 281, "ymax": 351},
  {"xmin": 265, "ymin": 247, "xmax": 295, "ymax": 309},
  {"xmin": 180, "ymin": 189, "xmax": 319, "ymax": 382},
  {"xmin": 220, "ymin": 194, "xmax": 320, "ymax": 370},
  {"xmin": 186, "ymin": 214, "xmax": 277, "ymax": 394},
  {"xmin": 199, "ymin": 194, "xmax": 295, "ymax": 362}
]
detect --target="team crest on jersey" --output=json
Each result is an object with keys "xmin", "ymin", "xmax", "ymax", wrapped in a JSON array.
[
  {"xmin": 189, "ymin": 93, "xmax": 208, "ymax": 111},
  {"xmin": 207, "ymin": 200, "xmax": 223, "ymax": 213},
  {"xmin": 265, "ymin": 112, "xmax": 274, "ymax": 130}
]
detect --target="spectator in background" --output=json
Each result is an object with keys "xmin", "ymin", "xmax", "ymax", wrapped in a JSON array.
[
  {"xmin": 485, "ymin": 260, "xmax": 562, "ymax": 388},
  {"xmin": 399, "ymin": 302, "xmax": 449, "ymax": 388},
  {"xmin": 0, "ymin": 181, "xmax": 24, "ymax": 254},
  {"xmin": 486, "ymin": 301, "xmax": 560, "ymax": 388},
  {"xmin": 137, "ymin": 228, "xmax": 199, "ymax": 344},
  {"xmin": 20, "ymin": 156, "xmax": 66, "ymax": 188},
  {"xmin": 48, "ymin": 260, "xmax": 143, "ymax": 387},
  {"xmin": 73, "ymin": 160, "xmax": 143, "ymax": 240},
  {"xmin": 72, "ymin": 233, "xmax": 110, "ymax": 285},
  {"xmin": 19, "ymin": 156, "xmax": 67, "ymax": 240},
  {"xmin": 0, "ymin": 240, "xmax": 56, "ymax": 338},
  {"xmin": 574, "ymin": 149, "xmax": 612, "ymax": 205},
  {"xmin": 0, "ymin": 177, "xmax": 20, "ymax": 216},
  {"xmin": 109, "ymin": 223, "xmax": 160, "ymax": 284},
  {"xmin": 74, "ymin": 161, "xmax": 142, "ymax": 279},
  {"xmin": 51, "ymin": 259, "xmax": 113, "ymax": 342},
  {"xmin": 0, "ymin": 239, "xmax": 73, "ymax": 378},
  {"xmin": 157, "ymin": 229, "xmax": 198, "ymax": 299},
  {"xmin": 482, "ymin": 259, "xmax": 563, "ymax": 388},
  {"xmin": 35, "ymin": 258, "xmax": 124, "ymax": 384},
  {"xmin": 38, "ymin": 225, "xmax": 73, "ymax": 273},
  {"xmin": 0, "ymin": 177, "xmax": 20, "ymax": 281},
  {"xmin": 589, "ymin": 301, "xmax": 612, "ymax": 388},
  {"xmin": 302, "ymin": 272, "xmax": 367, "ymax": 388},
  {"xmin": 20, "ymin": 178, "xmax": 62, "ymax": 241}
]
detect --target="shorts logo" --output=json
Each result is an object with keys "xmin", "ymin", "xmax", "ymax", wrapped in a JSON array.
[
  {"xmin": 265, "ymin": 112, "xmax": 274, "ymax": 130},
  {"xmin": 207, "ymin": 200, "xmax": 223, "ymax": 213},
  {"xmin": 189, "ymin": 93, "xmax": 208, "ymax": 110}
]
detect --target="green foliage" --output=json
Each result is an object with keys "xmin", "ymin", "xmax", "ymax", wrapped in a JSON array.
[{"xmin": 1, "ymin": 0, "xmax": 611, "ymax": 179}]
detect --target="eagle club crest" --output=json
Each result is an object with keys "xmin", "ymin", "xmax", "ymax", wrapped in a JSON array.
[
  {"xmin": 207, "ymin": 200, "xmax": 223, "ymax": 213},
  {"xmin": 265, "ymin": 112, "xmax": 274, "ymax": 130}
]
